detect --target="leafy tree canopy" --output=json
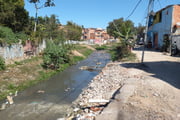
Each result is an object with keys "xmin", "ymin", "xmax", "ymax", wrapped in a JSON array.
[
  {"xmin": 0, "ymin": 0, "xmax": 29, "ymax": 32},
  {"xmin": 65, "ymin": 21, "xmax": 82, "ymax": 41},
  {"xmin": 107, "ymin": 18, "xmax": 135, "ymax": 47}
]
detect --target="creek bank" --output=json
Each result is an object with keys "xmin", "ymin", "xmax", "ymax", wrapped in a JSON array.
[
  {"xmin": 0, "ymin": 45, "xmax": 95, "ymax": 108},
  {"xmin": 68, "ymin": 62, "xmax": 130, "ymax": 119},
  {"xmin": 0, "ymin": 50, "xmax": 110, "ymax": 120},
  {"xmin": 68, "ymin": 62, "xmax": 180, "ymax": 120}
]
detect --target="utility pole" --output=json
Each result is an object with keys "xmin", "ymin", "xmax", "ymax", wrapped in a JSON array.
[{"xmin": 141, "ymin": 0, "xmax": 154, "ymax": 63}]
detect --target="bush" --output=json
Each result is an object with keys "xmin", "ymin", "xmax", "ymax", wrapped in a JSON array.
[
  {"xmin": 0, "ymin": 56, "xmax": 6, "ymax": 70},
  {"xmin": 0, "ymin": 26, "xmax": 18, "ymax": 46},
  {"xmin": 109, "ymin": 43, "xmax": 133, "ymax": 61},
  {"xmin": 95, "ymin": 45, "xmax": 108, "ymax": 50},
  {"xmin": 42, "ymin": 41, "xmax": 70, "ymax": 70}
]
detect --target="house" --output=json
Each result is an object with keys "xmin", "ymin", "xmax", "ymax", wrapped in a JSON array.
[
  {"xmin": 147, "ymin": 5, "xmax": 180, "ymax": 50},
  {"xmin": 81, "ymin": 28, "xmax": 112, "ymax": 44}
]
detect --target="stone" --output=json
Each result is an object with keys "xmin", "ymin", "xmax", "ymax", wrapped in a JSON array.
[
  {"xmin": 88, "ymin": 99, "xmax": 109, "ymax": 103},
  {"xmin": 153, "ymin": 93, "xmax": 159, "ymax": 97},
  {"xmin": 57, "ymin": 118, "xmax": 65, "ymax": 120},
  {"xmin": 73, "ymin": 108, "xmax": 80, "ymax": 112},
  {"xmin": 84, "ymin": 108, "xmax": 89, "ymax": 113}
]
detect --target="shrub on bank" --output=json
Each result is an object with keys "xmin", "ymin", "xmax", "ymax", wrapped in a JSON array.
[
  {"xmin": 0, "ymin": 56, "xmax": 6, "ymax": 70},
  {"xmin": 42, "ymin": 41, "xmax": 71, "ymax": 70},
  {"xmin": 109, "ymin": 43, "xmax": 136, "ymax": 61},
  {"xmin": 95, "ymin": 45, "xmax": 108, "ymax": 50}
]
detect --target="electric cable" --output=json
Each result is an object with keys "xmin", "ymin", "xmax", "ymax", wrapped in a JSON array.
[
  {"xmin": 126, "ymin": 0, "xmax": 143, "ymax": 20},
  {"xmin": 112, "ymin": 0, "xmax": 143, "ymax": 34},
  {"xmin": 157, "ymin": 0, "xmax": 162, "ymax": 9}
]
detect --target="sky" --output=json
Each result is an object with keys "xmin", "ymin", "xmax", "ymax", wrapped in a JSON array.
[{"xmin": 24, "ymin": 0, "xmax": 179, "ymax": 29}]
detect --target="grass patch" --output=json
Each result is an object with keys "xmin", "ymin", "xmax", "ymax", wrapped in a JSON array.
[
  {"xmin": 0, "ymin": 70, "xmax": 56, "ymax": 100},
  {"xmin": 95, "ymin": 45, "xmax": 109, "ymax": 50},
  {"xmin": 74, "ymin": 45, "xmax": 93, "ymax": 57},
  {"xmin": 72, "ymin": 56, "xmax": 84, "ymax": 63}
]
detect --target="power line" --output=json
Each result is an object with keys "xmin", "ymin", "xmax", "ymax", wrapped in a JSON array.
[
  {"xmin": 157, "ymin": 0, "xmax": 162, "ymax": 9},
  {"xmin": 112, "ymin": 0, "xmax": 143, "ymax": 34},
  {"xmin": 126, "ymin": 0, "xmax": 143, "ymax": 20}
]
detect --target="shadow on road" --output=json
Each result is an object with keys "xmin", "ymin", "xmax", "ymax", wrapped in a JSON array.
[{"xmin": 121, "ymin": 61, "xmax": 180, "ymax": 89}]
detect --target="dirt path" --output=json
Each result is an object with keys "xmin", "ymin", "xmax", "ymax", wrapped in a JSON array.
[
  {"xmin": 96, "ymin": 63, "xmax": 180, "ymax": 120},
  {"xmin": 132, "ymin": 48, "xmax": 180, "ymax": 88}
]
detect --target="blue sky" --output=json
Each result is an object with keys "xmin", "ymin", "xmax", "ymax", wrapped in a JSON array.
[{"xmin": 24, "ymin": 0, "xmax": 179, "ymax": 29}]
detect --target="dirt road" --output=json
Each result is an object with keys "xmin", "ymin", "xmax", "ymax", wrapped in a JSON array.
[{"xmin": 133, "ymin": 48, "xmax": 180, "ymax": 89}]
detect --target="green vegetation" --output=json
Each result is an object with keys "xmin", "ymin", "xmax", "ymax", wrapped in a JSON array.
[
  {"xmin": 75, "ymin": 45, "xmax": 93, "ymax": 57},
  {"xmin": 94, "ymin": 43, "xmax": 136, "ymax": 62},
  {"xmin": 0, "ymin": 26, "xmax": 18, "ymax": 45},
  {"xmin": 0, "ymin": 45, "xmax": 94, "ymax": 100},
  {"xmin": 0, "ymin": 0, "xmax": 82, "ymax": 47},
  {"xmin": 0, "ymin": 70, "xmax": 56, "ymax": 100},
  {"xmin": 28, "ymin": 0, "xmax": 55, "ymax": 32},
  {"xmin": 95, "ymin": 45, "xmax": 108, "ymax": 50},
  {"xmin": 65, "ymin": 21, "xmax": 83, "ymax": 41},
  {"xmin": 0, "ymin": 56, "xmax": 6, "ymax": 70},
  {"xmin": 0, "ymin": 0, "xmax": 28, "ymax": 32},
  {"xmin": 108, "ymin": 43, "xmax": 136, "ymax": 62},
  {"xmin": 42, "ymin": 41, "xmax": 71, "ymax": 70},
  {"xmin": 106, "ymin": 17, "xmax": 137, "ymax": 62}
]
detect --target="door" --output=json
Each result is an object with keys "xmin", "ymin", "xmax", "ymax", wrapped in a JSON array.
[{"xmin": 153, "ymin": 33, "xmax": 158, "ymax": 48}]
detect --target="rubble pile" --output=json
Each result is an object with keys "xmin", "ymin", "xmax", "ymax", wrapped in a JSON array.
[{"xmin": 69, "ymin": 62, "xmax": 130, "ymax": 119}]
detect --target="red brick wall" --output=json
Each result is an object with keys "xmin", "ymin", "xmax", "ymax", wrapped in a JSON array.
[{"xmin": 173, "ymin": 5, "xmax": 180, "ymax": 26}]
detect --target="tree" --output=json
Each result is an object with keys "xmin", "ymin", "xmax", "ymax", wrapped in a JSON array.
[
  {"xmin": 29, "ymin": 0, "xmax": 55, "ymax": 32},
  {"xmin": 107, "ymin": 18, "xmax": 135, "ymax": 47},
  {"xmin": 65, "ymin": 21, "xmax": 82, "ymax": 40},
  {"xmin": 0, "ymin": 0, "xmax": 29, "ymax": 32},
  {"xmin": 107, "ymin": 18, "xmax": 124, "ymax": 39},
  {"xmin": 0, "ymin": 26, "xmax": 18, "ymax": 46},
  {"xmin": 119, "ymin": 20, "xmax": 135, "ymax": 46},
  {"xmin": 44, "ymin": 15, "xmax": 60, "ymax": 40},
  {"xmin": 135, "ymin": 23, "xmax": 145, "ymax": 40}
]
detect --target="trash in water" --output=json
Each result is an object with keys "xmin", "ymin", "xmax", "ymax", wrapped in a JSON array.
[
  {"xmin": 0, "ymin": 103, "xmax": 6, "ymax": 110},
  {"xmin": 37, "ymin": 90, "xmax": 45, "ymax": 93},
  {"xmin": 65, "ymin": 88, "xmax": 70, "ymax": 92},
  {"xmin": 15, "ymin": 91, "xmax": 18, "ymax": 96}
]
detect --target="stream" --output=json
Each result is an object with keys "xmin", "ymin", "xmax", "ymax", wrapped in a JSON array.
[{"xmin": 0, "ymin": 51, "xmax": 110, "ymax": 120}]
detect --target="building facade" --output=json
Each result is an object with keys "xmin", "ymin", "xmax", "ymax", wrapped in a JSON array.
[
  {"xmin": 81, "ymin": 28, "xmax": 112, "ymax": 44},
  {"xmin": 147, "ymin": 5, "xmax": 180, "ymax": 49}
]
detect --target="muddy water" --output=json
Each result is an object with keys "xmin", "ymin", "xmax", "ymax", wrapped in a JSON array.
[{"xmin": 0, "ymin": 51, "xmax": 110, "ymax": 120}]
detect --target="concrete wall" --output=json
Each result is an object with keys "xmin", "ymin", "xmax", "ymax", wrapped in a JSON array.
[
  {"xmin": 0, "ymin": 44, "xmax": 24, "ymax": 60},
  {"xmin": 0, "ymin": 40, "xmax": 46, "ymax": 64}
]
